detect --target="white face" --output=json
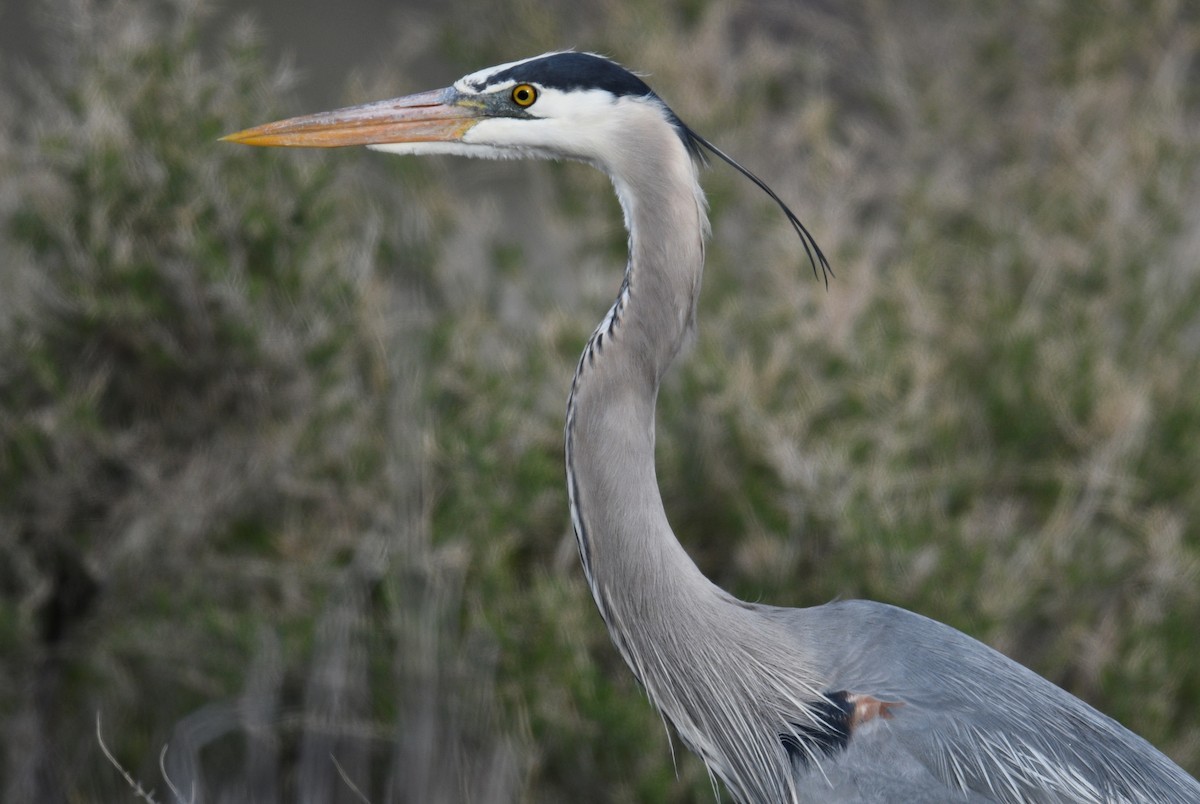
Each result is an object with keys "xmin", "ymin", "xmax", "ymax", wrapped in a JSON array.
[
  {"xmin": 470, "ymin": 89, "xmax": 675, "ymax": 165},
  {"xmin": 367, "ymin": 55, "xmax": 679, "ymax": 167}
]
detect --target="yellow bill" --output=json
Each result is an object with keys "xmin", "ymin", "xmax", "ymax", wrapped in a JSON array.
[{"xmin": 221, "ymin": 88, "xmax": 482, "ymax": 148}]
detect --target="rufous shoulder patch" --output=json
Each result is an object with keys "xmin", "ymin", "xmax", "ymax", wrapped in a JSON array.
[{"xmin": 847, "ymin": 693, "xmax": 905, "ymax": 729}]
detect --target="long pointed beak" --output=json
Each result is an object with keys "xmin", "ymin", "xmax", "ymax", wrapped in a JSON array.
[{"xmin": 221, "ymin": 88, "xmax": 483, "ymax": 148}]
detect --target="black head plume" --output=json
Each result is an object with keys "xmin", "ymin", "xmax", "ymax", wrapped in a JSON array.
[{"xmin": 679, "ymin": 126, "xmax": 833, "ymax": 288}]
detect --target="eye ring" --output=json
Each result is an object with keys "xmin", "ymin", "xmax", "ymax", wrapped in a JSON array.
[{"xmin": 511, "ymin": 83, "xmax": 538, "ymax": 107}]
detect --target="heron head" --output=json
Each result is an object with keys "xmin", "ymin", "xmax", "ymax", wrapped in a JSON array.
[
  {"xmin": 222, "ymin": 52, "xmax": 699, "ymax": 168},
  {"xmin": 223, "ymin": 51, "xmax": 831, "ymax": 283}
]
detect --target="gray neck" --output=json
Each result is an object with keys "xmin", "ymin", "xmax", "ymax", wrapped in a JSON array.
[
  {"xmin": 564, "ymin": 127, "xmax": 713, "ymax": 628},
  {"xmin": 562, "ymin": 117, "xmax": 826, "ymax": 804}
]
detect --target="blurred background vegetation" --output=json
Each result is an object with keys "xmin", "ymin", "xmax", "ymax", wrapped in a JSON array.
[{"xmin": 1, "ymin": 0, "xmax": 1198, "ymax": 801}]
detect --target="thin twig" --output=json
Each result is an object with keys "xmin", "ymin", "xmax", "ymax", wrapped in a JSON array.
[
  {"xmin": 96, "ymin": 712, "xmax": 163, "ymax": 804},
  {"xmin": 331, "ymin": 752, "xmax": 373, "ymax": 804}
]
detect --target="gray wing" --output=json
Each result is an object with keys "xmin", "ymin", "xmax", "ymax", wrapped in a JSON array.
[{"xmin": 769, "ymin": 600, "xmax": 1200, "ymax": 803}]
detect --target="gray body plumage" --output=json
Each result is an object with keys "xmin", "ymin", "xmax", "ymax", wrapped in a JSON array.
[
  {"xmin": 225, "ymin": 51, "xmax": 1200, "ymax": 804},
  {"xmin": 783, "ymin": 601, "xmax": 1198, "ymax": 802}
]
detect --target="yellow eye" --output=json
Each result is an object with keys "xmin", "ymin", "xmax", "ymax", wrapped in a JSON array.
[{"xmin": 511, "ymin": 84, "xmax": 538, "ymax": 107}]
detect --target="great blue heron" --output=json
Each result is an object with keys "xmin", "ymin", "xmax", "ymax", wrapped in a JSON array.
[{"xmin": 224, "ymin": 52, "xmax": 1200, "ymax": 803}]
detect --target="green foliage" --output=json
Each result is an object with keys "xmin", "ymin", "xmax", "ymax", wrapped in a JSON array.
[{"xmin": 1, "ymin": 0, "xmax": 1198, "ymax": 802}]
